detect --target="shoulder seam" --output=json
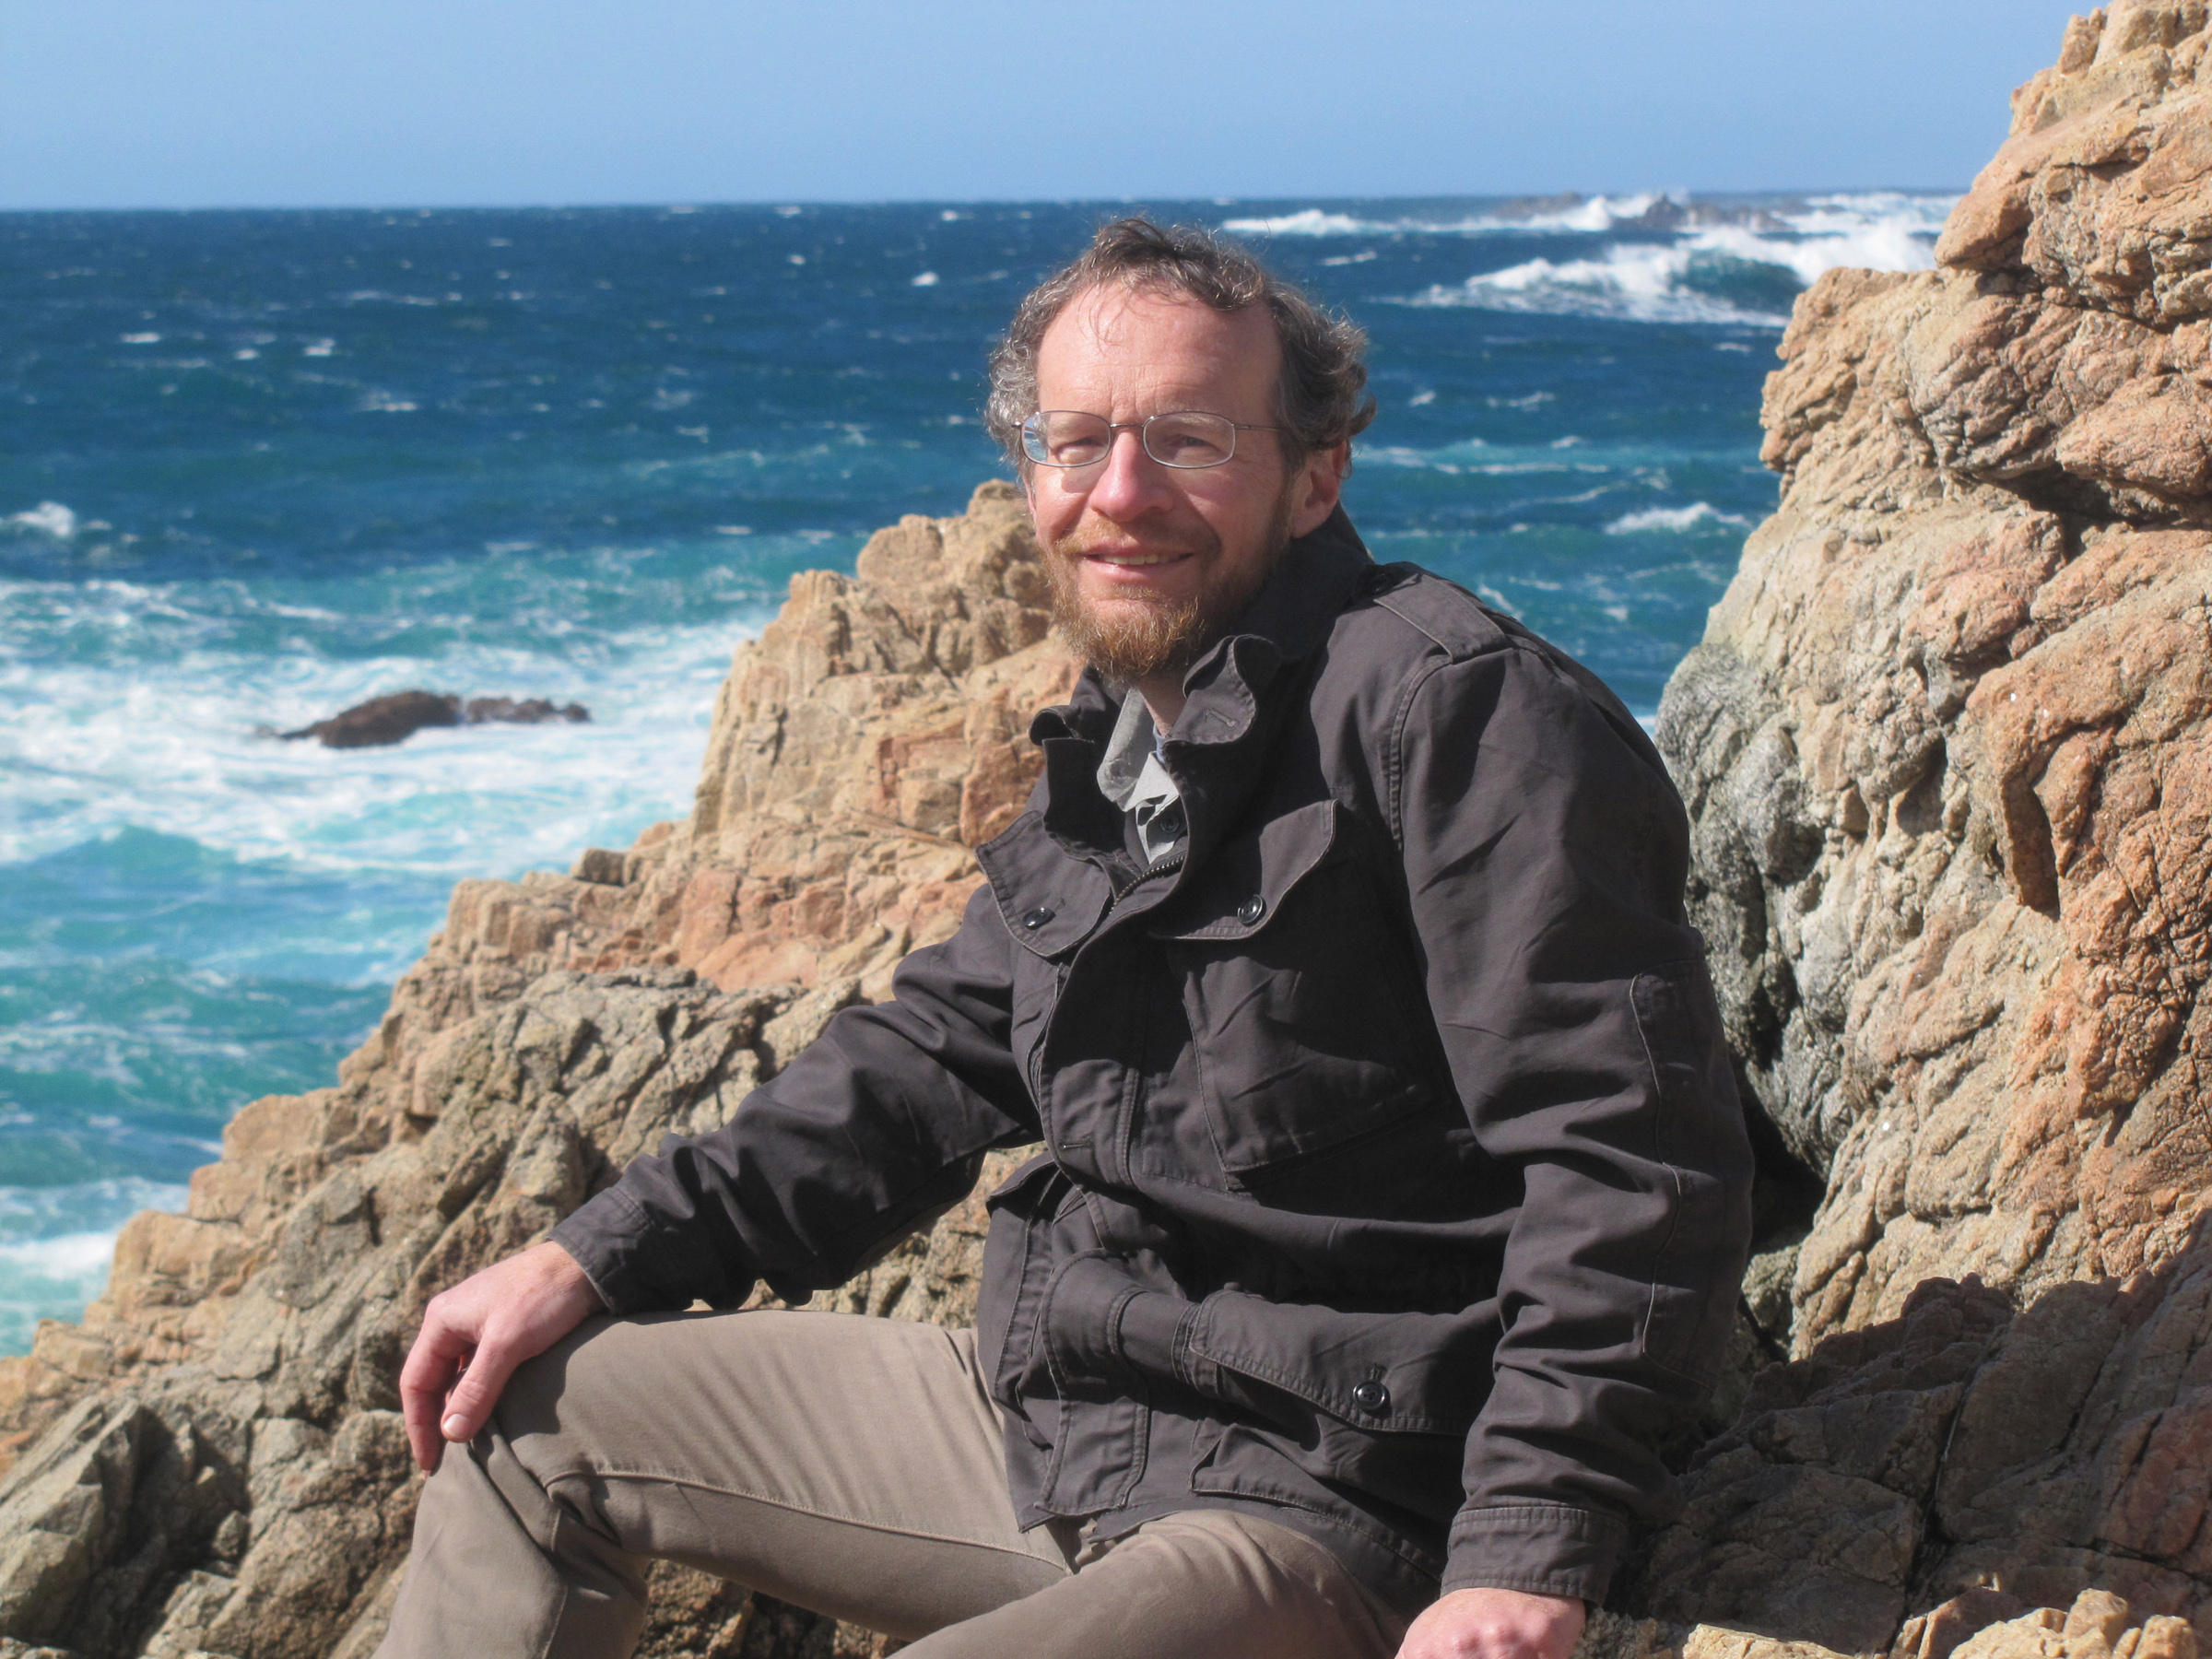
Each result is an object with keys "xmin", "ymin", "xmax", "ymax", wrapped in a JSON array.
[
  {"xmin": 1386, "ymin": 657, "xmax": 1451, "ymax": 850},
  {"xmin": 1371, "ymin": 586, "xmax": 1518, "ymax": 662}
]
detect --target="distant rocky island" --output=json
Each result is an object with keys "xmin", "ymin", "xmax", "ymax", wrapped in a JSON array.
[{"xmin": 7, "ymin": 7, "xmax": 2212, "ymax": 1657}]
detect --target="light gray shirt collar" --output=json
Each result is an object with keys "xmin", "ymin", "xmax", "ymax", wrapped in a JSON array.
[{"xmin": 1095, "ymin": 695, "xmax": 1184, "ymax": 865}]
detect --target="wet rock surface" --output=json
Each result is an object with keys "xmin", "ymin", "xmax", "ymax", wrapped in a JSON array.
[{"xmin": 275, "ymin": 692, "xmax": 589, "ymax": 748}]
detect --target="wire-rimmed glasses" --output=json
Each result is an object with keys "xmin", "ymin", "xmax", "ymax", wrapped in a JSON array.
[{"xmin": 1020, "ymin": 409, "xmax": 1281, "ymax": 470}]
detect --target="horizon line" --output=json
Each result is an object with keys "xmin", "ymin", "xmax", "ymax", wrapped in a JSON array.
[{"xmin": 0, "ymin": 184, "xmax": 1971, "ymax": 217}]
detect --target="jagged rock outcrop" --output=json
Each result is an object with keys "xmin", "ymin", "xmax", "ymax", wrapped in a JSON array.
[
  {"xmin": 0, "ymin": 481, "xmax": 1073, "ymax": 1658},
  {"xmin": 1639, "ymin": 5, "xmax": 2212, "ymax": 1653}
]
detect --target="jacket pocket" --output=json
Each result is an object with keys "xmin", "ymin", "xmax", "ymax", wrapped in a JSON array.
[
  {"xmin": 976, "ymin": 1154, "xmax": 1070, "ymax": 1408},
  {"xmin": 1186, "ymin": 1288, "xmax": 1497, "ymax": 1435},
  {"xmin": 1156, "ymin": 801, "xmax": 1436, "ymax": 1176},
  {"xmin": 1182, "ymin": 1290, "xmax": 1499, "ymax": 1530},
  {"xmin": 1035, "ymin": 1251, "xmax": 1152, "ymax": 1512},
  {"xmin": 1631, "ymin": 957, "xmax": 1753, "ymax": 1387}
]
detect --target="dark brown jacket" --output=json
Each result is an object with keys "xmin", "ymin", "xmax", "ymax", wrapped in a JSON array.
[{"xmin": 551, "ymin": 508, "xmax": 1753, "ymax": 1611}]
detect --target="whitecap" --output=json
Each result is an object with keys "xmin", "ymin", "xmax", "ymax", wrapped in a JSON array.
[
  {"xmin": 1221, "ymin": 194, "xmax": 1665, "ymax": 239},
  {"xmin": 119, "ymin": 332, "xmax": 161, "ymax": 345},
  {"xmin": 1402, "ymin": 244, "xmax": 1791, "ymax": 327},
  {"xmin": 1220, "ymin": 208, "xmax": 1372, "ymax": 236},
  {"xmin": 911, "ymin": 271, "xmax": 940, "ymax": 288},
  {"xmin": 7, "ymin": 502, "xmax": 77, "ymax": 538},
  {"xmin": 1683, "ymin": 219, "xmax": 1936, "ymax": 287},
  {"xmin": 1606, "ymin": 502, "xmax": 1750, "ymax": 534},
  {"xmin": 0, "ymin": 1230, "xmax": 119, "ymax": 1279},
  {"xmin": 1386, "ymin": 190, "xmax": 1954, "ymax": 327},
  {"xmin": 0, "ymin": 1179, "xmax": 191, "ymax": 1354}
]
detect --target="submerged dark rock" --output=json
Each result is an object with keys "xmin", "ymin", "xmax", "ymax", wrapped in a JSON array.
[
  {"xmin": 459, "ymin": 696, "xmax": 589, "ymax": 729},
  {"xmin": 274, "ymin": 691, "xmax": 589, "ymax": 748}
]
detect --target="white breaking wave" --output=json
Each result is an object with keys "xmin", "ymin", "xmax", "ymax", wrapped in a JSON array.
[
  {"xmin": 1402, "ymin": 214, "xmax": 1941, "ymax": 328},
  {"xmin": 1606, "ymin": 502, "xmax": 1751, "ymax": 534},
  {"xmin": 1235, "ymin": 189, "xmax": 1957, "ymax": 328},
  {"xmin": 6, "ymin": 501, "xmax": 77, "ymax": 538},
  {"xmin": 1685, "ymin": 218, "xmax": 1938, "ymax": 287},
  {"xmin": 1408, "ymin": 243, "xmax": 1783, "ymax": 325},
  {"xmin": 1221, "ymin": 194, "xmax": 1665, "ymax": 239},
  {"xmin": 0, "ymin": 1230, "xmax": 123, "ymax": 1280},
  {"xmin": 0, "ymin": 1178, "xmax": 190, "ymax": 1353}
]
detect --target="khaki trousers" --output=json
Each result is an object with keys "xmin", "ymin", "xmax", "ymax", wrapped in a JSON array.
[{"xmin": 379, "ymin": 1309, "xmax": 1412, "ymax": 1659}]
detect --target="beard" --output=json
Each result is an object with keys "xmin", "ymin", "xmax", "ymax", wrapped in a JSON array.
[{"xmin": 1043, "ymin": 488, "xmax": 1296, "ymax": 688}]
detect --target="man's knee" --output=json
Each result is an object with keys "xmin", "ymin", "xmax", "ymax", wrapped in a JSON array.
[{"xmin": 484, "ymin": 1312, "xmax": 633, "ymax": 1455}]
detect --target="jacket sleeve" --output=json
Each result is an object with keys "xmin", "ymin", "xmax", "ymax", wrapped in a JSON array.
[
  {"xmin": 1391, "ymin": 641, "xmax": 1753, "ymax": 1604},
  {"xmin": 548, "ymin": 882, "xmax": 1041, "ymax": 1313}
]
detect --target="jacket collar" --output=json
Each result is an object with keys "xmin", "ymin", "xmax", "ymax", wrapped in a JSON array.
[{"xmin": 1028, "ymin": 505, "xmax": 1374, "ymax": 863}]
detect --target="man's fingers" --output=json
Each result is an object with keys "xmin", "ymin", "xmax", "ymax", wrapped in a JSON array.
[
  {"xmin": 399, "ymin": 1312, "xmax": 474, "ymax": 1473},
  {"xmin": 437, "ymin": 1340, "xmax": 521, "ymax": 1443}
]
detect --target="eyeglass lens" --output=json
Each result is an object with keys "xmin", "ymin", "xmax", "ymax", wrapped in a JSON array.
[{"xmin": 1022, "ymin": 411, "xmax": 1239, "ymax": 469}]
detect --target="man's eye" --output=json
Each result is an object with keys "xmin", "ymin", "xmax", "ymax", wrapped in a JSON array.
[
  {"xmin": 1159, "ymin": 434, "xmax": 1227, "ymax": 464},
  {"xmin": 1053, "ymin": 438, "xmax": 1106, "ymax": 463}
]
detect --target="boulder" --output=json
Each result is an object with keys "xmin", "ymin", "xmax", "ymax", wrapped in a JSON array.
[
  {"xmin": 276, "ymin": 692, "xmax": 459, "ymax": 749},
  {"xmin": 275, "ymin": 692, "xmax": 590, "ymax": 748}
]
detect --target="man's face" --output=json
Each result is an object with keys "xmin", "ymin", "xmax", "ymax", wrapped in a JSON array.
[{"xmin": 1026, "ymin": 284, "xmax": 1345, "ymax": 694}]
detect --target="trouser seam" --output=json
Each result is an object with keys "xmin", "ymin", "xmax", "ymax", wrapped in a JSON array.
[
  {"xmin": 539, "ymin": 1513, "xmax": 575, "ymax": 1659},
  {"xmin": 544, "ymin": 1466, "xmax": 1061, "ymax": 1564}
]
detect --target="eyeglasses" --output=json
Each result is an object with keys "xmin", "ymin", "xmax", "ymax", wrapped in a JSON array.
[{"xmin": 1021, "ymin": 409, "xmax": 1281, "ymax": 470}]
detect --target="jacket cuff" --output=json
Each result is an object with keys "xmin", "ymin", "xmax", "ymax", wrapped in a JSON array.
[
  {"xmin": 1441, "ymin": 1503, "xmax": 1627, "ymax": 1604},
  {"xmin": 547, "ymin": 1186, "xmax": 677, "ymax": 1316}
]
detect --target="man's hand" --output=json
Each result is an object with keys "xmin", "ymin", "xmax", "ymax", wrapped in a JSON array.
[
  {"xmin": 399, "ymin": 1241, "xmax": 606, "ymax": 1475},
  {"xmin": 1396, "ymin": 1587, "xmax": 1585, "ymax": 1659}
]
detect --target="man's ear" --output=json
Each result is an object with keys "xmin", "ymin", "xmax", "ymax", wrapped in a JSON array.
[{"xmin": 1288, "ymin": 441, "xmax": 1348, "ymax": 537}]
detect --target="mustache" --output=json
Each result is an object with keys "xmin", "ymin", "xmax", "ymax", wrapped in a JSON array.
[{"xmin": 1049, "ymin": 518, "xmax": 1220, "ymax": 561}]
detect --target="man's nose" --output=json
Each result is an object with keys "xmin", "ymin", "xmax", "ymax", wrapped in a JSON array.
[{"xmin": 1082, "ymin": 428, "xmax": 1177, "ymax": 522}]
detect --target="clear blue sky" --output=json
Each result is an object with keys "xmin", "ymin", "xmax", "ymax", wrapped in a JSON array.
[{"xmin": 2, "ymin": 1, "xmax": 2088, "ymax": 208}]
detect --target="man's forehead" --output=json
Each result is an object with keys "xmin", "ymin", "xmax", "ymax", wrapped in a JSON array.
[{"xmin": 1036, "ymin": 282, "xmax": 1281, "ymax": 391}]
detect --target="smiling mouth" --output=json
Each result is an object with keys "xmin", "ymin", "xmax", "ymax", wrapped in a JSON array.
[{"xmin": 1088, "ymin": 549, "xmax": 1192, "ymax": 568}]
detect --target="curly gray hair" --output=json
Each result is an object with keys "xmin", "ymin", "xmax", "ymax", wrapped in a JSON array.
[{"xmin": 984, "ymin": 218, "xmax": 1376, "ymax": 476}]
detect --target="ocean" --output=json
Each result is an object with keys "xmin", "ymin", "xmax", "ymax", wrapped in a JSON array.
[{"xmin": 0, "ymin": 190, "xmax": 1953, "ymax": 1353}]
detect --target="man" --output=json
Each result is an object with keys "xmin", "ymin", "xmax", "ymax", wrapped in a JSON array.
[{"xmin": 382, "ymin": 219, "xmax": 1751, "ymax": 1659}]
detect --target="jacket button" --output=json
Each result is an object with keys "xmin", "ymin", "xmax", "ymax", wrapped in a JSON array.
[
  {"xmin": 1021, "ymin": 907, "xmax": 1054, "ymax": 930},
  {"xmin": 1351, "ymin": 1379, "xmax": 1390, "ymax": 1415},
  {"xmin": 1235, "ymin": 894, "xmax": 1266, "ymax": 926}
]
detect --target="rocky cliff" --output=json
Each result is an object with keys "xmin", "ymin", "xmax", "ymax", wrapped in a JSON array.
[
  {"xmin": 1633, "ymin": 3, "xmax": 2212, "ymax": 1653},
  {"xmin": 14, "ymin": 10, "xmax": 2212, "ymax": 1657}
]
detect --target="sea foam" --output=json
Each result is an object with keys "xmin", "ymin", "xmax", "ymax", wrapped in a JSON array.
[
  {"xmin": 0, "ymin": 1178, "xmax": 188, "ymax": 1355},
  {"xmin": 1232, "ymin": 189, "xmax": 1959, "ymax": 329},
  {"xmin": 6, "ymin": 502, "xmax": 77, "ymax": 539},
  {"xmin": 1606, "ymin": 501, "xmax": 1752, "ymax": 534},
  {"xmin": 1220, "ymin": 194, "xmax": 1665, "ymax": 239},
  {"xmin": 1401, "ymin": 210, "xmax": 1943, "ymax": 327}
]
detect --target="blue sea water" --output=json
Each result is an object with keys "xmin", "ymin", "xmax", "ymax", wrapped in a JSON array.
[{"xmin": 0, "ymin": 190, "xmax": 1954, "ymax": 1352}]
